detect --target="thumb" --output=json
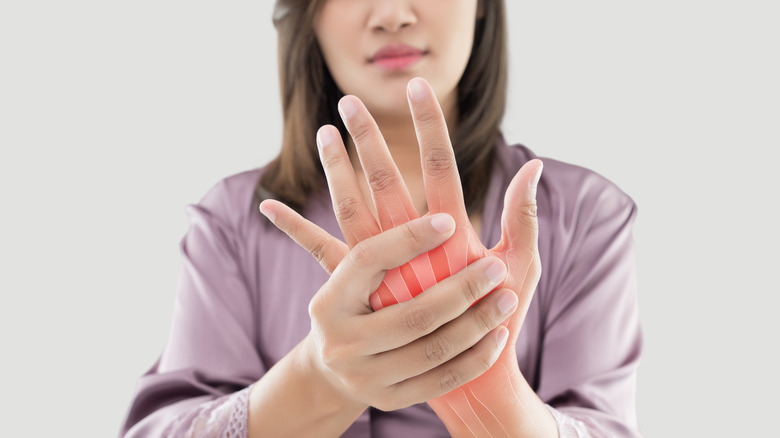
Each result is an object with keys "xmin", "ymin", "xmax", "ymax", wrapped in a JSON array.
[{"xmin": 492, "ymin": 159, "xmax": 543, "ymax": 254}]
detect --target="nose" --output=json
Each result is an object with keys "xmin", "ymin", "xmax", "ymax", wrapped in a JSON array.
[{"xmin": 368, "ymin": 0, "xmax": 417, "ymax": 33}]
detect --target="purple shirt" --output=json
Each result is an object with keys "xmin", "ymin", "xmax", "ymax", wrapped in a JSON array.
[{"xmin": 120, "ymin": 138, "xmax": 642, "ymax": 437}]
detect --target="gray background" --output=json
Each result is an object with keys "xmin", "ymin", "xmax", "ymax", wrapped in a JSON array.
[{"xmin": 1, "ymin": 1, "xmax": 778, "ymax": 436}]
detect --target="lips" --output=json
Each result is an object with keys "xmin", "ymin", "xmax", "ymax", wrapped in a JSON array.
[{"xmin": 369, "ymin": 44, "xmax": 426, "ymax": 71}]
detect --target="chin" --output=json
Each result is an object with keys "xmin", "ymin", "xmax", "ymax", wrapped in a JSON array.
[
  {"xmin": 353, "ymin": 83, "xmax": 413, "ymax": 120},
  {"xmin": 365, "ymin": 97, "xmax": 412, "ymax": 121}
]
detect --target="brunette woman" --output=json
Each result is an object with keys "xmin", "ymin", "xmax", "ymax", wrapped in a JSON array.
[{"xmin": 121, "ymin": 1, "xmax": 642, "ymax": 437}]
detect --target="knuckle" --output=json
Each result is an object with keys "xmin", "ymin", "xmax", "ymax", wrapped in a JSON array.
[
  {"xmin": 320, "ymin": 340, "xmax": 341, "ymax": 368},
  {"xmin": 423, "ymin": 335, "xmax": 453, "ymax": 364},
  {"xmin": 461, "ymin": 275, "xmax": 485, "ymax": 305},
  {"xmin": 320, "ymin": 152, "xmax": 342, "ymax": 172},
  {"xmin": 519, "ymin": 202, "xmax": 539, "ymax": 225},
  {"xmin": 415, "ymin": 108, "xmax": 440, "ymax": 125},
  {"xmin": 349, "ymin": 122, "xmax": 373, "ymax": 145},
  {"xmin": 308, "ymin": 295, "xmax": 323, "ymax": 319},
  {"xmin": 367, "ymin": 168, "xmax": 399, "ymax": 195},
  {"xmin": 400, "ymin": 222, "xmax": 424, "ymax": 247},
  {"xmin": 335, "ymin": 196, "xmax": 361, "ymax": 222},
  {"xmin": 472, "ymin": 306, "xmax": 496, "ymax": 334},
  {"xmin": 422, "ymin": 148, "xmax": 456, "ymax": 179},
  {"xmin": 341, "ymin": 371, "xmax": 369, "ymax": 394},
  {"xmin": 321, "ymin": 339, "xmax": 359, "ymax": 371},
  {"xmin": 523, "ymin": 201, "xmax": 538, "ymax": 218},
  {"xmin": 476, "ymin": 351, "xmax": 494, "ymax": 373},
  {"xmin": 439, "ymin": 369, "xmax": 463, "ymax": 392},
  {"xmin": 349, "ymin": 243, "xmax": 375, "ymax": 267},
  {"xmin": 308, "ymin": 238, "xmax": 328, "ymax": 265},
  {"xmin": 404, "ymin": 306, "xmax": 434, "ymax": 334}
]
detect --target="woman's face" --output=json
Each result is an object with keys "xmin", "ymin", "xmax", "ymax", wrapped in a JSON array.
[{"xmin": 314, "ymin": 0, "xmax": 480, "ymax": 122}]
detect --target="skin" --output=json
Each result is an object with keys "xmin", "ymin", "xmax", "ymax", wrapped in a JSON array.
[
  {"xmin": 249, "ymin": 1, "xmax": 557, "ymax": 436},
  {"xmin": 314, "ymin": 0, "xmax": 476, "ymax": 126},
  {"xmin": 314, "ymin": 0, "xmax": 479, "ymax": 218},
  {"xmin": 260, "ymin": 78, "xmax": 556, "ymax": 437}
]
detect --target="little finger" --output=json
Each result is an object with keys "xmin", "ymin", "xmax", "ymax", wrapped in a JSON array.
[{"xmin": 259, "ymin": 199, "xmax": 348, "ymax": 274}]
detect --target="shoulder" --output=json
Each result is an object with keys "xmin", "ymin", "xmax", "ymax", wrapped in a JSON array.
[
  {"xmin": 187, "ymin": 167, "xmax": 267, "ymax": 241},
  {"xmin": 541, "ymin": 155, "xmax": 635, "ymax": 225},
  {"xmin": 197, "ymin": 167, "xmax": 265, "ymax": 210}
]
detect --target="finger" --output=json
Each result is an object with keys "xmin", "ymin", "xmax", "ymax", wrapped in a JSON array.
[
  {"xmin": 331, "ymin": 213, "xmax": 457, "ymax": 305},
  {"xmin": 386, "ymin": 324, "xmax": 509, "ymax": 409},
  {"xmin": 362, "ymin": 257, "xmax": 508, "ymax": 354},
  {"xmin": 370, "ymin": 225, "xmax": 478, "ymax": 311},
  {"xmin": 338, "ymin": 95, "xmax": 419, "ymax": 231},
  {"xmin": 375, "ymin": 288, "xmax": 517, "ymax": 386},
  {"xmin": 490, "ymin": 159, "xmax": 543, "ymax": 336},
  {"xmin": 369, "ymin": 250, "xmax": 439, "ymax": 311},
  {"xmin": 317, "ymin": 124, "xmax": 381, "ymax": 247},
  {"xmin": 406, "ymin": 77, "xmax": 468, "ymax": 222},
  {"xmin": 259, "ymin": 199, "xmax": 348, "ymax": 274},
  {"xmin": 504, "ymin": 248, "xmax": 541, "ymax": 337},
  {"xmin": 491, "ymin": 159, "xmax": 543, "ymax": 254}
]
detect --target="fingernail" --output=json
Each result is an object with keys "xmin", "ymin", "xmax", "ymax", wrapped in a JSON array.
[
  {"xmin": 430, "ymin": 213, "xmax": 455, "ymax": 233},
  {"xmin": 495, "ymin": 326, "xmax": 509, "ymax": 347},
  {"xmin": 317, "ymin": 126, "xmax": 334, "ymax": 149},
  {"xmin": 529, "ymin": 163, "xmax": 543, "ymax": 200},
  {"xmin": 408, "ymin": 78, "xmax": 427, "ymax": 100},
  {"xmin": 338, "ymin": 97, "xmax": 357, "ymax": 119},
  {"xmin": 496, "ymin": 291, "xmax": 517, "ymax": 315},
  {"xmin": 486, "ymin": 260, "xmax": 507, "ymax": 284},
  {"xmin": 259, "ymin": 203, "xmax": 275, "ymax": 222},
  {"xmin": 531, "ymin": 163, "xmax": 543, "ymax": 189}
]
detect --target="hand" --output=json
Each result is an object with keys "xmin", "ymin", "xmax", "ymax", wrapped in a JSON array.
[
  {"xmin": 262, "ymin": 78, "xmax": 548, "ymax": 435},
  {"xmin": 260, "ymin": 207, "xmax": 520, "ymax": 411}
]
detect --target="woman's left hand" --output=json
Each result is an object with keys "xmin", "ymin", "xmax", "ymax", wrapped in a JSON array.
[{"xmin": 261, "ymin": 77, "xmax": 556, "ymax": 437}]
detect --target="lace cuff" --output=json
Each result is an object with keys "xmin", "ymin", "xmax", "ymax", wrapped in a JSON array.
[
  {"xmin": 545, "ymin": 404, "xmax": 595, "ymax": 438},
  {"xmin": 161, "ymin": 384, "xmax": 253, "ymax": 438}
]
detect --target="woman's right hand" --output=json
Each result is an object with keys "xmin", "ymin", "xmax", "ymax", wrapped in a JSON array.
[{"xmin": 260, "ymin": 203, "xmax": 518, "ymax": 412}]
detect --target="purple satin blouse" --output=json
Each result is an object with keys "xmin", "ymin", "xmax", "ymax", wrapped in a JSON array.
[{"xmin": 120, "ymin": 138, "xmax": 643, "ymax": 437}]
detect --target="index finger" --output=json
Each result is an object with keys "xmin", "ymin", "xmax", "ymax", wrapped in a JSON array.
[
  {"xmin": 339, "ymin": 95, "xmax": 419, "ymax": 231},
  {"xmin": 407, "ymin": 77, "xmax": 469, "ymax": 223}
]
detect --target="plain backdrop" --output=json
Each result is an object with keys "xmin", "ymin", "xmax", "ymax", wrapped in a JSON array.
[{"xmin": 1, "ymin": 1, "xmax": 778, "ymax": 436}]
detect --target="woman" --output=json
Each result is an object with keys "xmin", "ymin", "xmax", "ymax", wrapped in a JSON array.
[{"xmin": 120, "ymin": 1, "xmax": 642, "ymax": 437}]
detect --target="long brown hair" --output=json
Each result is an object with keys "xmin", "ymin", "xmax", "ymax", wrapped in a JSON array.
[{"xmin": 259, "ymin": 0, "xmax": 507, "ymax": 215}]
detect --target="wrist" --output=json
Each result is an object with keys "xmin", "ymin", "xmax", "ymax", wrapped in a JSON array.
[
  {"xmin": 294, "ymin": 334, "xmax": 368, "ymax": 415},
  {"xmin": 427, "ymin": 357, "xmax": 557, "ymax": 438},
  {"xmin": 246, "ymin": 335, "xmax": 368, "ymax": 437}
]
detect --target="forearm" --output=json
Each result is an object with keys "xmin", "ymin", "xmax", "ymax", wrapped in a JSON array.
[
  {"xmin": 247, "ymin": 336, "xmax": 367, "ymax": 438},
  {"xmin": 428, "ymin": 355, "xmax": 557, "ymax": 438}
]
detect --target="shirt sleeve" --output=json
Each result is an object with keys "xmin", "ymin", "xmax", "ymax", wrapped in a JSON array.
[
  {"xmin": 545, "ymin": 404, "xmax": 595, "ymax": 437},
  {"xmin": 537, "ymin": 178, "xmax": 643, "ymax": 438},
  {"xmin": 120, "ymin": 179, "xmax": 265, "ymax": 438}
]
